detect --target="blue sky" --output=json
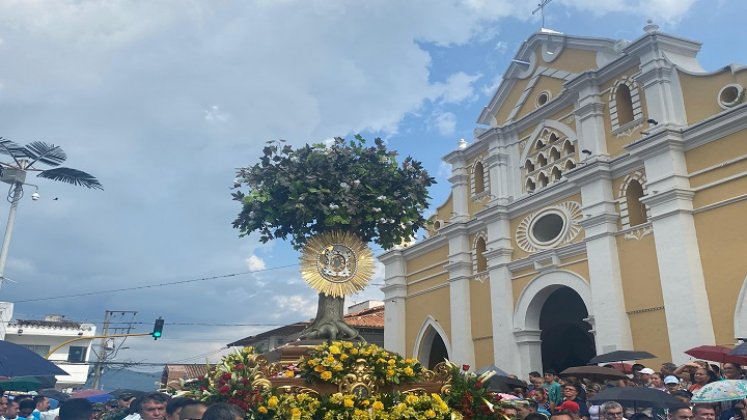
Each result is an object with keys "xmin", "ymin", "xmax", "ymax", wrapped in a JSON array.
[{"xmin": 0, "ymin": 0, "xmax": 744, "ymax": 370}]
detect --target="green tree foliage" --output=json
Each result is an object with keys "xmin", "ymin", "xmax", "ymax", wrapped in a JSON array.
[{"xmin": 232, "ymin": 135, "xmax": 435, "ymax": 250}]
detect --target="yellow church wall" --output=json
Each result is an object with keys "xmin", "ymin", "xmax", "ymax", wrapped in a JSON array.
[
  {"xmin": 679, "ymin": 69, "xmax": 747, "ymax": 124},
  {"xmin": 426, "ymin": 194, "xmax": 454, "ymax": 236},
  {"xmin": 469, "ymin": 194, "xmax": 488, "ymax": 216},
  {"xmin": 474, "ymin": 339, "xmax": 494, "ymax": 369},
  {"xmin": 406, "ymin": 246, "xmax": 448, "ymax": 277},
  {"xmin": 407, "ymin": 272, "xmax": 449, "ymax": 296},
  {"xmin": 494, "ymin": 77, "xmax": 531, "ymax": 126},
  {"xmin": 510, "ymin": 255, "xmax": 590, "ymax": 307},
  {"xmin": 692, "ymin": 176, "xmax": 747, "ymax": 209},
  {"xmin": 470, "ymin": 279, "xmax": 493, "ymax": 342},
  {"xmin": 686, "ymin": 131, "xmax": 747, "ymax": 174},
  {"xmin": 615, "ymin": 233, "xmax": 671, "ymax": 361},
  {"xmin": 537, "ymin": 46, "xmax": 599, "ymax": 74},
  {"xmin": 405, "ymin": 286, "xmax": 451, "ymax": 358},
  {"xmin": 511, "ymin": 267, "xmax": 536, "ymax": 307},
  {"xmin": 687, "ymin": 131, "xmax": 747, "ymax": 208},
  {"xmin": 514, "ymin": 76, "xmax": 567, "ymax": 121},
  {"xmin": 694, "ymin": 200, "xmax": 747, "ymax": 346},
  {"xmin": 690, "ymin": 159, "xmax": 747, "ymax": 189}
]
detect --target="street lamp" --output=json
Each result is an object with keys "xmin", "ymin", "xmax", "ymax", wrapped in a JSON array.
[{"xmin": 0, "ymin": 138, "xmax": 103, "ymax": 289}]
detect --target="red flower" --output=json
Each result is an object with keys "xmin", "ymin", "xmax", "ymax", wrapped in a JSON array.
[
  {"xmin": 462, "ymin": 364, "xmax": 470, "ymax": 371},
  {"xmin": 221, "ymin": 372, "xmax": 232, "ymax": 381},
  {"xmin": 219, "ymin": 385, "xmax": 230, "ymax": 394},
  {"xmin": 475, "ymin": 381, "xmax": 482, "ymax": 389},
  {"xmin": 235, "ymin": 363, "xmax": 245, "ymax": 370}
]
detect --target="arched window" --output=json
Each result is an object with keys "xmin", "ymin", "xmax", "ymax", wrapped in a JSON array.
[
  {"xmin": 538, "ymin": 172, "xmax": 549, "ymax": 188},
  {"xmin": 551, "ymin": 166, "xmax": 562, "ymax": 181},
  {"xmin": 525, "ymin": 159, "xmax": 536, "ymax": 173},
  {"xmin": 562, "ymin": 141, "xmax": 575, "ymax": 156},
  {"xmin": 473, "ymin": 161, "xmax": 485, "ymax": 194},
  {"xmin": 549, "ymin": 133, "xmax": 559, "ymax": 143},
  {"xmin": 564, "ymin": 160, "xmax": 576, "ymax": 171},
  {"xmin": 549, "ymin": 147, "xmax": 561, "ymax": 162},
  {"xmin": 526, "ymin": 178, "xmax": 536, "ymax": 193},
  {"xmin": 536, "ymin": 139, "xmax": 545, "ymax": 150},
  {"xmin": 537, "ymin": 153, "xmax": 548, "ymax": 167},
  {"xmin": 626, "ymin": 180, "xmax": 647, "ymax": 226},
  {"xmin": 475, "ymin": 236, "xmax": 487, "ymax": 273},
  {"xmin": 615, "ymin": 84, "xmax": 634, "ymax": 126}
]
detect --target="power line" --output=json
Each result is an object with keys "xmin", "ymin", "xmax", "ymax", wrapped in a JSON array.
[{"xmin": 13, "ymin": 263, "xmax": 299, "ymax": 303}]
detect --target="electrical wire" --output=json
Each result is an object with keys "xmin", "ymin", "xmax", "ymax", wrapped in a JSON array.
[{"xmin": 13, "ymin": 263, "xmax": 299, "ymax": 303}]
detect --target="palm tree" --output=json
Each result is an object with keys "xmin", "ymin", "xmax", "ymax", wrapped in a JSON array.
[{"xmin": 0, "ymin": 137, "xmax": 102, "ymax": 286}]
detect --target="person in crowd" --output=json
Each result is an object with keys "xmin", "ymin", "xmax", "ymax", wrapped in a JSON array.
[
  {"xmin": 165, "ymin": 400, "xmax": 192, "ymax": 420},
  {"xmin": 551, "ymin": 410, "xmax": 577, "ymax": 420},
  {"xmin": 200, "ymin": 404, "xmax": 244, "ymax": 420},
  {"xmin": 6, "ymin": 399, "xmax": 20, "ymax": 420},
  {"xmin": 18, "ymin": 400, "xmax": 36, "ymax": 420},
  {"xmin": 669, "ymin": 405, "xmax": 695, "ymax": 420},
  {"xmin": 723, "ymin": 363, "xmax": 744, "ymax": 380},
  {"xmin": 649, "ymin": 372, "xmax": 666, "ymax": 391},
  {"xmin": 672, "ymin": 390, "xmax": 694, "ymax": 406},
  {"xmin": 136, "ymin": 393, "xmax": 169, "ymax": 420},
  {"xmin": 561, "ymin": 384, "xmax": 589, "ymax": 420},
  {"xmin": 689, "ymin": 367, "xmax": 717, "ymax": 393},
  {"xmin": 600, "ymin": 401, "xmax": 625, "ymax": 420},
  {"xmin": 728, "ymin": 399, "xmax": 747, "ymax": 420},
  {"xmin": 530, "ymin": 372, "xmax": 545, "ymax": 391},
  {"xmin": 530, "ymin": 387, "xmax": 553, "ymax": 415},
  {"xmin": 585, "ymin": 383, "xmax": 602, "ymax": 420},
  {"xmin": 527, "ymin": 413, "xmax": 550, "ymax": 420},
  {"xmin": 501, "ymin": 400, "xmax": 519, "ymax": 419},
  {"xmin": 544, "ymin": 369, "xmax": 564, "ymax": 409},
  {"xmin": 638, "ymin": 368, "xmax": 655, "ymax": 387},
  {"xmin": 104, "ymin": 395, "xmax": 137, "ymax": 420},
  {"xmin": 31, "ymin": 397, "xmax": 49, "ymax": 420},
  {"xmin": 557, "ymin": 401, "xmax": 581, "ymax": 418},
  {"xmin": 661, "ymin": 363, "xmax": 678, "ymax": 378},
  {"xmin": 693, "ymin": 405, "xmax": 717, "ymax": 420},
  {"xmin": 60, "ymin": 399, "xmax": 94, "ymax": 420},
  {"xmin": 177, "ymin": 402, "xmax": 206, "ymax": 420},
  {"xmin": 664, "ymin": 375, "xmax": 681, "ymax": 394},
  {"xmin": 1, "ymin": 395, "xmax": 8, "ymax": 420}
]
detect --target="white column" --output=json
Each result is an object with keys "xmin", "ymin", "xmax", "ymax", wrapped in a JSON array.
[
  {"xmin": 381, "ymin": 250, "xmax": 407, "ymax": 355},
  {"xmin": 570, "ymin": 74, "xmax": 609, "ymax": 158},
  {"xmin": 444, "ymin": 150, "xmax": 470, "ymax": 223},
  {"xmin": 514, "ymin": 329, "xmax": 543, "ymax": 375},
  {"xmin": 444, "ymin": 225, "xmax": 475, "ymax": 367},
  {"xmin": 631, "ymin": 133, "xmax": 715, "ymax": 363},
  {"xmin": 567, "ymin": 162, "xmax": 634, "ymax": 353}
]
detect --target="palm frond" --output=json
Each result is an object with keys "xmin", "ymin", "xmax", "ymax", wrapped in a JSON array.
[
  {"xmin": 37, "ymin": 167, "xmax": 103, "ymax": 190},
  {"xmin": 24, "ymin": 141, "xmax": 67, "ymax": 167},
  {"xmin": 0, "ymin": 137, "xmax": 30, "ymax": 165}
]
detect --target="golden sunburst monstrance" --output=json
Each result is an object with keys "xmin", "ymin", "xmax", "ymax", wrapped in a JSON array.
[{"xmin": 300, "ymin": 231, "xmax": 374, "ymax": 298}]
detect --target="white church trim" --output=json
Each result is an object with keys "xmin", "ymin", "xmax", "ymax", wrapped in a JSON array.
[
  {"xmin": 413, "ymin": 316, "xmax": 452, "ymax": 366},
  {"xmin": 514, "ymin": 269, "xmax": 592, "ymax": 331}
]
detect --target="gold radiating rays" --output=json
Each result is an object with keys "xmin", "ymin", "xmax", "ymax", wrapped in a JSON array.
[{"xmin": 300, "ymin": 231, "xmax": 374, "ymax": 297}]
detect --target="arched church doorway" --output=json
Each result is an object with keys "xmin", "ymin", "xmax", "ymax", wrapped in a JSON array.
[
  {"xmin": 427, "ymin": 334, "xmax": 449, "ymax": 369},
  {"xmin": 539, "ymin": 287, "xmax": 596, "ymax": 372}
]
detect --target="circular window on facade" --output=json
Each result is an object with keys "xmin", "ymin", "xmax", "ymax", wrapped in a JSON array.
[
  {"xmin": 530, "ymin": 212, "xmax": 565, "ymax": 244},
  {"xmin": 536, "ymin": 91, "xmax": 551, "ymax": 108},
  {"xmin": 718, "ymin": 84, "xmax": 744, "ymax": 109}
]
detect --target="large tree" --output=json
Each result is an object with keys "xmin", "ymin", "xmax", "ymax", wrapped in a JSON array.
[{"xmin": 232, "ymin": 135, "xmax": 435, "ymax": 339}]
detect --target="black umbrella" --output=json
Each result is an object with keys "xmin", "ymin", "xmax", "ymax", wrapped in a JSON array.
[
  {"xmin": 590, "ymin": 387, "xmax": 682, "ymax": 409},
  {"xmin": 486, "ymin": 375, "xmax": 528, "ymax": 393},
  {"xmin": 39, "ymin": 388, "xmax": 70, "ymax": 401},
  {"xmin": 109, "ymin": 389, "xmax": 145, "ymax": 399},
  {"xmin": 589, "ymin": 350, "xmax": 656, "ymax": 364},
  {"xmin": 729, "ymin": 342, "xmax": 747, "ymax": 357},
  {"xmin": 0, "ymin": 375, "xmax": 57, "ymax": 391},
  {"xmin": 560, "ymin": 366, "xmax": 628, "ymax": 381},
  {"xmin": 0, "ymin": 341, "xmax": 69, "ymax": 377}
]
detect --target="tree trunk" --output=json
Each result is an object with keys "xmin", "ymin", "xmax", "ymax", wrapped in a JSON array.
[{"xmin": 299, "ymin": 293, "xmax": 363, "ymax": 341}]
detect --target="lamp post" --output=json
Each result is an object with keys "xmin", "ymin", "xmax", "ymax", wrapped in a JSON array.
[{"xmin": 0, "ymin": 138, "xmax": 103, "ymax": 291}]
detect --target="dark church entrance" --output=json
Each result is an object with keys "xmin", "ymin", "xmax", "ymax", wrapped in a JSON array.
[
  {"xmin": 427, "ymin": 333, "xmax": 449, "ymax": 369},
  {"xmin": 539, "ymin": 287, "xmax": 596, "ymax": 372}
]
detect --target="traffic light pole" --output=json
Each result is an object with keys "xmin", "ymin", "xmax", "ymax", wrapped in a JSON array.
[{"xmin": 46, "ymin": 332, "xmax": 153, "ymax": 360}]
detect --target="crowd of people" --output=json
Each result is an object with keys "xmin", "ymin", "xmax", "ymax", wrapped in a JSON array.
[
  {"xmin": 492, "ymin": 361, "xmax": 747, "ymax": 420},
  {"xmin": 0, "ymin": 392, "xmax": 245, "ymax": 420}
]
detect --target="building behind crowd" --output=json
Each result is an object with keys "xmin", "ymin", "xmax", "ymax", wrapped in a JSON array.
[{"xmin": 381, "ymin": 24, "xmax": 747, "ymax": 375}]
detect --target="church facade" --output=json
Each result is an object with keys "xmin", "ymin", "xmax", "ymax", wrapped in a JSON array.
[{"xmin": 381, "ymin": 25, "xmax": 747, "ymax": 375}]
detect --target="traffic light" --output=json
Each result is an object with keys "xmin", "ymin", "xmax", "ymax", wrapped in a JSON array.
[{"xmin": 152, "ymin": 317, "xmax": 164, "ymax": 340}]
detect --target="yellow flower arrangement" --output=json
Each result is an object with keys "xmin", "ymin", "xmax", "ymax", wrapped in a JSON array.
[{"xmin": 298, "ymin": 341, "xmax": 425, "ymax": 385}]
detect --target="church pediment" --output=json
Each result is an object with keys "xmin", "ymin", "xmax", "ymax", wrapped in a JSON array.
[{"xmin": 479, "ymin": 31, "xmax": 624, "ymax": 127}]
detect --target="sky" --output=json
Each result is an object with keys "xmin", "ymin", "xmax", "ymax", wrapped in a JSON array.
[{"xmin": 0, "ymin": 0, "xmax": 745, "ymax": 375}]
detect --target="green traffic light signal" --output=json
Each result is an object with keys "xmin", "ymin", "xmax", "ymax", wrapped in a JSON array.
[{"xmin": 152, "ymin": 317, "xmax": 164, "ymax": 340}]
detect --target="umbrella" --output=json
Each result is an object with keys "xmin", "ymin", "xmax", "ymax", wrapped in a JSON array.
[
  {"xmin": 728, "ymin": 342, "xmax": 747, "ymax": 357},
  {"xmin": 475, "ymin": 364, "xmax": 510, "ymax": 377},
  {"xmin": 39, "ymin": 388, "xmax": 70, "ymax": 401},
  {"xmin": 0, "ymin": 375, "xmax": 57, "ymax": 391},
  {"xmin": 560, "ymin": 366, "xmax": 628, "ymax": 381},
  {"xmin": 691, "ymin": 380, "xmax": 747, "ymax": 403},
  {"xmin": 486, "ymin": 375, "xmax": 528, "ymax": 393},
  {"xmin": 71, "ymin": 389, "xmax": 115, "ymax": 403},
  {"xmin": 590, "ymin": 386, "xmax": 682, "ymax": 409},
  {"xmin": 685, "ymin": 345, "xmax": 747, "ymax": 364},
  {"xmin": 589, "ymin": 350, "xmax": 656, "ymax": 364},
  {"xmin": 0, "ymin": 341, "xmax": 69, "ymax": 377},
  {"xmin": 604, "ymin": 362, "xmax": 633, "ymax": 374}
]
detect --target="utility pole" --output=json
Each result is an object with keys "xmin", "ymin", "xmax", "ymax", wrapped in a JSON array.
[{"xmin": 90, "ymin": 310, "xmax": 137, "ymax": 389}]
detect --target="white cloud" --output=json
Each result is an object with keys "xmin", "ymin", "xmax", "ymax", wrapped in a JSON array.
[
  {"xmin": 245, "ymin": 254, "xmax": 266, "ymax": 272},
  {"xmin": 434, "ymin": 72, "xmax": 482, "ymax": 105},
  {"xmin": 559, "ymin": 0, "xmax": 699, "ymax": 23},
  {"xmin": 204, "ymin": 105, "xmax": 230, "ymax": 123},
  {"xmin": 438, "ymin": 161, "xmax": 453, "ymax": 181},
  {"xmin": 481, "ymin": 75, "xmax": 503, "ymax": 97},
  {"xmin": 272, "ymin": 294, "xmax": 317, "ymax": 318},
  {"xmin": 433, "ymin": 111, "xmax": 457, "ymax": 136}
]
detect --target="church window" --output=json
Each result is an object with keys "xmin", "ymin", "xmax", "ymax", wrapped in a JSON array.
[
  {"xmin": 625, "ymin": 180, "xmax": 647, "ymax": 226},
  {"xmin": 718, "ymin": 84, "xmax": 744, "ymax": 109},
  {"xmin": 537, "ymin": 153, "xmax": 548, "ymax": 167},
  {"xmin": 475, "ymin": 236, "xmax": 487, "ymax": 273},
  {"xmin": 473, "ymin": 161, "xmax": 485, "ymax": 195},
  {"xmin": 564, "ymin": 160, "xmax": 576, "ymax": 171},
  {"xmin": 536, "ymin": 91, "xmax": 551, "ymax": 108},
  {"xmin": 525, "ymin": 159, "xmax": 536, "ymax": 173},
  {"xmin": 551, "ymin": 166, "xmax": 562, "ymax": 181},
  {"xmin": 562, "ymin": 140, "xmax": 575, "ymax": 156},
  {"xmin": 536, "ymin": 139, "xmax": 545, "ymax": 150},
  {"xmin": 526, "ymin": 178, "xmax": 536, "ymax": 193},
  {"xmin": 523, "ymin": 128, "xmax": 577, "ymax": 195},
  {"xmin": 537, "ymin": 172, "xmax": 549, "ymax": 188},
  {"xmin": 615, "ymin": 84, "xmax": 634, "ymax": 125},
  {"xmin": 531, "ymin": 213, "xmax": 564, "ymax": 244},
  {"xmin": 549, "ymin": 147, "xmax": 560, "ymax": 162}
]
